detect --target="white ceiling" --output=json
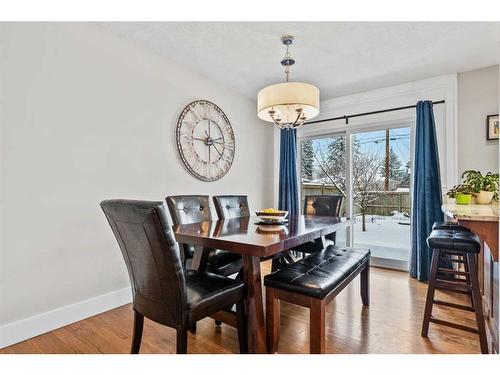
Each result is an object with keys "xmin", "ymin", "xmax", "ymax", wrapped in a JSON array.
[{"xmin": 99, "ymin": 22, "xmax": 500, "ymax": 101}]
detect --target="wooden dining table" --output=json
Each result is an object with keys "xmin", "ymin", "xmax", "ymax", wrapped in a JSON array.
[{"xmin": 172, "ymin": 214, "xmax": 349, "ymax": 353}]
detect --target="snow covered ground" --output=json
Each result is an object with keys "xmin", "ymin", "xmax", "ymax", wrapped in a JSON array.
[{"xmin": 336, "ymin": 215, "xmax": 410, "ymax": 261}]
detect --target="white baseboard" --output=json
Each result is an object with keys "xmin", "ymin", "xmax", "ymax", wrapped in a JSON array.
[{"xmin": 0, "ymin": 287, "xmax": 132, "ymax": 349}]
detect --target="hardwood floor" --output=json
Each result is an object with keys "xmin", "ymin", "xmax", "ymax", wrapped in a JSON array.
[{"xmin": 0, "ymin": 264, "xmax": 482, "ymax": 354}]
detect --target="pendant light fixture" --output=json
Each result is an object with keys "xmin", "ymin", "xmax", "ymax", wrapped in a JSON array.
[{"xmin": 257, "ymin": 35, "xmax": 320, "ymax": 130}]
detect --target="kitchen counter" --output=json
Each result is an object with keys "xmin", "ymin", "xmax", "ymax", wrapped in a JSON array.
[
  {"xmin": 442, "ymin": 202, "xmax": 499, "ymax": 353},
  {"xmin": 442, "ymin": 203, "xmax": 499, "ymax": 222}
]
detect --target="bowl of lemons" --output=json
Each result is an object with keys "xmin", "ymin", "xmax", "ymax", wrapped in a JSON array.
[{"xmin": 255, "ymin": 208, "xmax": 289, "ymax": 224}]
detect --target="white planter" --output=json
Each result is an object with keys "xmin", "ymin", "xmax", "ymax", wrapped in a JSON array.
[{"xmin": 476, "ymin": 190, "xmax": 494, "ymax": 205}]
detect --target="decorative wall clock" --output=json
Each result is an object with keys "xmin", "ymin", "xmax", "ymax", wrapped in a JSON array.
[{"xmin": 175, "ymin": 100, "xmax": 235, "ymax": 181}]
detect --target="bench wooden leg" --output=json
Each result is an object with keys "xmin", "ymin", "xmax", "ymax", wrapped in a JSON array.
[
  {"xmin": 360, "ymin": 260, "xmax": 370, "ymax": 306},
  {"xmin": 310, "ymin": 298, "xmax": 326, "ymax": 354},
  {"xmin": 266, "ymin": 287, "xmax": 280, "ymax": 353}
]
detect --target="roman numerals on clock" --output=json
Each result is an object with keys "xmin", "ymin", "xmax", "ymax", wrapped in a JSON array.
[{"xmin": 175, "ymin": 100, "xmax": 235, "ymax": 182}]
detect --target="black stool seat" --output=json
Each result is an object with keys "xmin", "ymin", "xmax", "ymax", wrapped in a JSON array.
[
  {"xmin": 432, "ymin": 221, "xmax": 471, "ymax": 232},
  {"xmin": 427, "ymin": 229, "xmax": 481, "ymax": 253},
  {"xmin": 264, "ymin": 246, "xmax": 370, "ymax": 298}
]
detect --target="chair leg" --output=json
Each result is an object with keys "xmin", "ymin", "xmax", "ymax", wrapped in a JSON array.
[
  {"xmin": 266, "ymin": 287, "xmax": 280, "ymax": 353},
  {"xmin": 130, "ymin": 310, "xmax": 144, "ymax": 354},
  {"xmin": 310, "ymin": 298, "xmax": 326, "ymax": 354},
  {"xmin": 421, "ymin": 248, "xmax": 441, "ymax": 337},
  {"xmin": 360, "ymin": 260, "xmax": 370, "ymax": 306},
  {"xmin": 176, "ymin": 327, "xmax": 188, "ymax": 354},
  {"xmin": 463, "ymin": 256, "xmax": 474, "ymax": 308},
  {"xmin": 188, "ymin": 322, "xmax": 197, "ymax": 333},
  {"xmin": 466, "ymin": 253, "xmax": 489, "ymax": 354},
  {"xmin": 236, "ymin": 300, "xmax": 248, "ymax": 354},
  {"xmin": 283, "ymin": 252, "xmax": 295, "ymax": 264},
  {"xmin": 271, "ymin": 257, "xmax": 281, "ymax": 272}
]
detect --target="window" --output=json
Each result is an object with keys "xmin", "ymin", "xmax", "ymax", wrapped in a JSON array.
[{"xmin": 299, "ymin": 125, "xmax": 412, "ymax": 270}]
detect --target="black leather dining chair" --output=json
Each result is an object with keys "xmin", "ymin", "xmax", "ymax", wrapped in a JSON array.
[
  {"xmin": 167, "ymin": 195, "xmax": 244, "ymax": 332},
  {"xmin": 212, "ymin": 195, "xmax": 250, "ymax": 219},
  {"xmin": 100, "ymin": 199, "xmax": 247, "ymax": 354},
  {"xmin": 213, "ymin": 195, "xmax": 293, "ymax": 272},
  {"xmin": 293, "ymin": 195, "xmax": 344, "ymax": 254},
  {"xmin": 165, "ymin": 195, "xmax": 243, "ymax": 276}
]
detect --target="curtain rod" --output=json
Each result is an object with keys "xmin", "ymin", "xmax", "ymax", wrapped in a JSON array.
[{"xmin": 304, "ymin": 100, "xmax": 446, "ymax": 125}]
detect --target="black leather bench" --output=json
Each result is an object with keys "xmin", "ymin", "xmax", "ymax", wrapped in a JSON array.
[{"xmin": 264, "ymin": 245, "xmax": 371, "ymax": 353}]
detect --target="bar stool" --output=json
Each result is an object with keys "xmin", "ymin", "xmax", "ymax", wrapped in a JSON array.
[
  {"xmin": 432, "ymin": 221, "xmax": 474, "ymax": 290},
  {"xmin": 422, "ymin": 228, "xmax": 488, "ymax": 353},
  {"xmin": 431, "ymin": 222, "xmax": 475, "ymax": 303}
]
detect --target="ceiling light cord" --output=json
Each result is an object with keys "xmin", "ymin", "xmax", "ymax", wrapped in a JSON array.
[
  {"xmin": 280, "ymin": 35, "xmax": 295, "ymax": 83},
  {"xmin": 284, "ymin": 44, "xmax": 290, "ymax": 82}
]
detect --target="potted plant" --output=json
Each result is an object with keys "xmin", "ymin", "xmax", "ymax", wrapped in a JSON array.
[
  {"xmin": 461, "ymin": 170, "xmax": 499, "ymax": 205},
  {"xmin": 447, "ymin": 183, "xmax": 475, "ymax": 205}
]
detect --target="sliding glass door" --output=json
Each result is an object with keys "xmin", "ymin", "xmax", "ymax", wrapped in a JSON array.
[
  {"xmin": 351, "ymin": 127, "xmax": 411, "ymax": 269},
  {"xmin": 299, "ymin": 134, "xmax": 348, "ymax": 246},
  {"xmin": 299, "ymin": 125, "xmax": 412, "ymax": 269}
]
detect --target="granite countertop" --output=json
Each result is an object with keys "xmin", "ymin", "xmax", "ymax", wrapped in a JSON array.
[{"xmin": 442, "ymin": 203, "xmax": 499, "ymax": 222}]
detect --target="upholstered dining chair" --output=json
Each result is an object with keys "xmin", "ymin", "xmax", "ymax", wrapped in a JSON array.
[
  {"xmin": 166, "ymin": 195, "xmax": 243, "ymax": 277},
  {"xmin": 293, "ymin": 195, "xmax": 344, "ymax": 254},
  {"xmin": 100, "ymin": 199, "xmax": 247, "ymax": 354},
  {"xmin": 167, "ymin": 195, "xmax": 244, "ymax": 332},
  {"xmin": 212, "ymin": 194, "xmax": 293, "ymax": 272},
  {"xmin": 212, "ymin": 195, "xmax": 250, "ymax": 219}
]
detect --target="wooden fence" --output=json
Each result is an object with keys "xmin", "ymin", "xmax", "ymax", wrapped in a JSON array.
[{"xmin": 301, "ymin": 182, "xmax": 410, "ymax": 217}]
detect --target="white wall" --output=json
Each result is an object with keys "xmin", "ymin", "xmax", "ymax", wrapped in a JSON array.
[
  {"xmin": 457, "ymin": 65, "xmax": 499, "ymax": 174},
  {"xmin": 0, "ymin": 23, "xmax": 274, "ymax": 347}
]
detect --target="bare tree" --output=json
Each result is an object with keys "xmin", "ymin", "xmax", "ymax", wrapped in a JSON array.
[
  {"xmin": 352, "ymin": 152, "xmax": 383, "ymax": 231},
  {"xmin": 312, "ymin": 141, "xmax": 382, "ymax": 231}
]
